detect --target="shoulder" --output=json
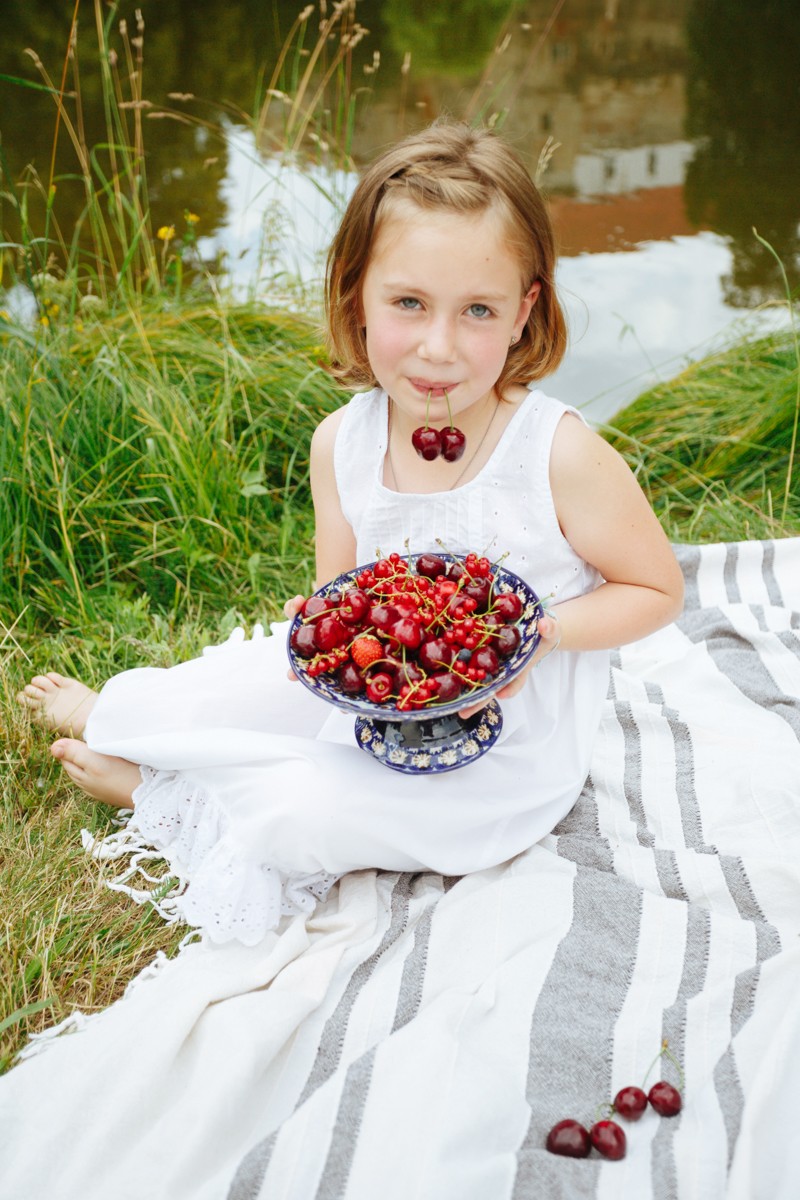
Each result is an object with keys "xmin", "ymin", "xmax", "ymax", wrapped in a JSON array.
[
  {"xmin": 312, "ymin": 387, "xmax": 382, "ymax": 456},
  {"xmin": 311, "ymin": 404, "xmax": 348, "ymax": 460},
  {"xmin": 550, "ymin": 412, "xmax": 633, "ymax": 497}
]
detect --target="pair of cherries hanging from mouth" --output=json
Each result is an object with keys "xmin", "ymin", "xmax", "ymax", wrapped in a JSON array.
[{"xmin": 411, "ymin": 389, "xmax": 466, "ymax": 463}]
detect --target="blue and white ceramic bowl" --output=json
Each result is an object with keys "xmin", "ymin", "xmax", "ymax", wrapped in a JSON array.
[{"xmin": 287, "ymin": 553, "xmax": 543, "ymax": 772}]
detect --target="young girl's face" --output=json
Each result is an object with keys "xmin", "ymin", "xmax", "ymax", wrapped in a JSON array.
[{"xmin": 359, "ymin": 201, "xmax": 539, "ymax": 425}]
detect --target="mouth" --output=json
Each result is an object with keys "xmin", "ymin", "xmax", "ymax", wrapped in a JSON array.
[{"xmin": 409, "ymin": 379, "xmax": 458, "ymax": 397}]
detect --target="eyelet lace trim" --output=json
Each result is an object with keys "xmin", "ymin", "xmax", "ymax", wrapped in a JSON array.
[{"xmin": 82, "ymin": 766, "xmax": 339, "ymax": 947}]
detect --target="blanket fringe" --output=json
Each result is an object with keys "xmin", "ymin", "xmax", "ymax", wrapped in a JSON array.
[{"xmin": 81, "ymin": 821, "xmax": 189, "ymax": 925}]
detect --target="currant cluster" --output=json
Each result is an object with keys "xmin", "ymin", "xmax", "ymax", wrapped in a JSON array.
[
  {"xmin": 290, "ymin": 551, "xmax": 525, "ymax": 711},
  {"xmin": 411, "ymin": 388, "xmax": 466, "ymax": 462},
  {"xmin": 545, "ymin": 1042, "xmax": 684, "ymax": 1162}
]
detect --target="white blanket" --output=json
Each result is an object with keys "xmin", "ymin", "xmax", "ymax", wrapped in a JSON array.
[{"xmin": 1, "ymin": 539, "xmax": 799, "ymax": 1200}]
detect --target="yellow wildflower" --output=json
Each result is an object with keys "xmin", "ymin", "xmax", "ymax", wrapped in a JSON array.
[
  {"xmin": 40, "ymin": 315, "xmax": 50, "ymax": 327},
  {"xmin": 185, "ymin": 211, "xmax": 200, "ymax": 224},
  {"xmin": 157, "ymin": 225, "xmax": 175, "ymax": 241}
]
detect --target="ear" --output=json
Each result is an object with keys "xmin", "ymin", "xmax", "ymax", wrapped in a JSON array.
[{"xmin": 513, "ymin": 280, "xmax": 541, "ymax": 338}]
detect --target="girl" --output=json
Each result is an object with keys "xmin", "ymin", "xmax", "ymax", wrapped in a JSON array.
[{"xmin": 20, "ymin": 123, "xmax": 683, "ymax": 946}]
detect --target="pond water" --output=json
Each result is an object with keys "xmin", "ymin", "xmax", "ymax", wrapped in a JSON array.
[{"xmin": 2, "ymin": 0, "xmax": 798, "ymax": 421}]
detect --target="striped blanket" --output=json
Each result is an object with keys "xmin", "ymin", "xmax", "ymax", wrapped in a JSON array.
[{"xmin": 2, "ymin": 539, "xmax": 799, "ymax": 1200}]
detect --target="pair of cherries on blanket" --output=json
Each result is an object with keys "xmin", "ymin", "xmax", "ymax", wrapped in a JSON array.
[{"xmin": 546, "ymin": 1042, "xmax": 683, "ymax": 1161}]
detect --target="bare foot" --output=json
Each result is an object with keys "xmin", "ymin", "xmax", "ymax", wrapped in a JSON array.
[
  {"xmin": 50, "ymin": 739, "xmax": 138, "ymax": 809},
  {"xmin": 18, "ymin": 673, "xmax": 98, "ymax": 737}
]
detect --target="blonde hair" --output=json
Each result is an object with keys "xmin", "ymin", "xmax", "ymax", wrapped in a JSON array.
[{"xmin": 325, "ymin": 121, "xmax": 567, "ymax": 393}]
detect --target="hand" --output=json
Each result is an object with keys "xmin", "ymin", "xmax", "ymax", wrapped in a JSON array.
[
  {"xmin": 284, "ymin": 595, "xmax": 305, "ymax": 680},
  {"xmin": 457, "ymin": 612, "xmax": 561, "ymax": 719}
]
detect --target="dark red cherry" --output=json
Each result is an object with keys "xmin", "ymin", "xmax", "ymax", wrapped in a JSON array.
[
  {"xmin": 290, "ymin": 624, "xmax": 318, "ymax": 658},
  {"xmin": 368, "ymin": 603, "xmax": 398, "ymax": 632},
  {"xmin": 648, "ymin": 1082, "xmax": 682, "ymax": 1117},
  {"xmin": 613, "ymin": 1086, "xmax": 648, "ymax": 1121},
  {"xmin": 493, "ymin": 593, "xmax": 523, "ymax": 622},
  {"xmin": 462, "ymin": 579, "xmax": 491, "ymax": 610},
  {"xmin": 493, "ymin": 625, "xmax": 521, "ymax": 658},
  {"xmin": 314, "ymin": 614, "xmax": 348, "ymax": 652},
  {"xmin": 418, "ymin": 636, "xmax": 456, "ymax": 672},
  {"xmin": 590, "ymin": 1119, "xmax": 626, "ymax": 1160},
  {"xmin": 545, "ymin": 1119, "xmax": 591, "ymax": 1158},
  {"xmin": 412, "ymin": 427, "xmax": 442, "ymax": 461},
  {"xmin": 440, "ymin": 426, "xmax": 466, "ymax": 462},
  {"xmin": 469, "ymin": 646, "xmax": 500, "ymax": 676},
  {"xmin": 336, "ymin": 661, "xmax": 365, "ymax": 694},
  {"xmin": 302, "ymin": 594, "xmax": 330, "ymax": 619},
  {"xmin": 389, "ymin": 615, "xmax": 424, "ymax": 650},
  {"xmin": 339, "ymin": 588, "xmax": 369, "ymax": 625},
  {"xmin": 430, "ymin": 672, "xmax": 463, "ymax": 703},
  {"xmin": 415, "ymin": 552, "xmax": 447, "ymax": 579}
]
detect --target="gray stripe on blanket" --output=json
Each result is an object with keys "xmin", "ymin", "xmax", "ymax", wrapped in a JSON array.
[
  {"xmin": 227, "ymin": 872, "xmax": 416, "ymax": 1200},
  {"xmin": 316, "ymin": 1046, "xmax": 377, "ymax": 1199},
  {"xmin": 513, "ymin": 782, "xmax": 641, "ymax": 1199},
  {"xmin": 673, "ymin": 544, "xmax": 702, "ymax": 610},
  {"xmin": 679, "ymin": 607, "xmax": 800, "ymax": 741}
]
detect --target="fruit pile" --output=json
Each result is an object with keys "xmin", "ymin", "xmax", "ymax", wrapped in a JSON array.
[
  {"xmin": 289, "ymin": 551, "xmax": 531, "ymax": 711},
  {"xmin": 545, "ymin": 1041, "xmax": 684, "ymax": 1162}
]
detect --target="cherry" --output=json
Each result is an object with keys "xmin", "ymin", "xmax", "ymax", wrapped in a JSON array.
[
  {"xmin": 462, "ymin": 579, "xmax": 491, "ymax": 610},
  {"xmin": 411, "ymin": 426, "xmax": 442, "ymax": 461},
  {"xmin": 430, "ymin": 672, "xmax": 463, "ymax": 703},
  {"xmin": 469, "ymin": 646, "xmax": 500, "ymax": 675},
  {"xmin": 613, "ymin": 1086, "xmax": 648, "ymax": 1121},
  {"xmin": 368, "ymin": 603, "xmax": 398, "ymax": 632},
  {"xmin": 314, "ymin": 614, "xmax": 349, "ymax": 652},
  {"xmin": 290, "ymin": 624, "xmax": 318, "ymax": 658},
  {"xmin": 415, "ymin": 552, "xmax": 447, "ymax": 579},
  {"xmin": 419, "ymin": 636, "xmax": 456, "ymax": 672},
  {"xmin": 339, "ymin": 588, "xmax": 369, "ymax": 625},
  {"xmin": 590, "ymin": 1120, "xmax": 626, "ymax": 1160},
  {"xmin": 389, "ymin": 615, "xmax": 424, "ymax": 650},
  {"xmin": 648, "ymin": 1082, "xmax": 682, "ymax": 1117},
  {"xmin": 365, "ymin": 672, "xmax": 394, "ymax": 704},
  {"xmin": 440, "ymin": 426, "xmax": 466, "ymax": 462},
  {"xmin": 493, "ymin": 624, "xmax": 521, "ymax": 658},
  {"xmin": 545, "ymin": 1119, "xmax": 591, "ymax": 1158},
  {"xmin": 302, "ymin": 594, "xmax": 330, "ymax": 619},
  {"xmin": 493, "ymin": 593, "xmax": 523, "ymax": 623},
  {"xmin": 336, "ymin": 661, "xmax": 365, "ymax": 695}
]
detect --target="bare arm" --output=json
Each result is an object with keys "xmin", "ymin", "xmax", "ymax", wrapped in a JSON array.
[
  {"xmin": 309, "ymin": 407, "xmax": 358, "ymax": 589},
  {"xmin": 547, "ymin": 414, "xmax": 684, "ymax": 651}
]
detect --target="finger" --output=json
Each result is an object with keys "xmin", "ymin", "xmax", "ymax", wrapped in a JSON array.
[
  {"xmin": 286, "ymin": 668, "xmax": 298, "ymax": 682},
  {"xmin": 458, "ymin": 698, "xmax": 488, "ymax": 720},
  {"xmin": 283, "ymin": 595, "xmax": 305, "ymax": 619}
]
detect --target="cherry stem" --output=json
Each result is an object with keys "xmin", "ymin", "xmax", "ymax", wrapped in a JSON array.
[
  {"xmin": 424, "ymin": 388, "xmax": 432, "ymax": 431},
  {"xmin": 444, "ymin": 387, "xmax": 454, "ymax": 431},
  {"xmin": 641, "ymin": 1039, "xmax": 685, "ymax": 1092}
]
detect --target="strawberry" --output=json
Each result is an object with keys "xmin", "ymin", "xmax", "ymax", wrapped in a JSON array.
[{"xmin": 351, "ymin": 635, "xmax": 383, "ymax": 670}]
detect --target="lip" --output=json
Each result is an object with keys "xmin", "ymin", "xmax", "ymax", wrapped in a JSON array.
[{"xmin": 409, "ymin": 378, "xmax": 459, "ymax": 395}]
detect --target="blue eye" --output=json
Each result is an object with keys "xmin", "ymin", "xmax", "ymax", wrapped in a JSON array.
[
  {"xmin": 398, "ymin": 297, "xmax": 421, "ymax": 310},
  {"xmin": 468, "ymin": 304, "xmax": 492, "ymax": 318}
]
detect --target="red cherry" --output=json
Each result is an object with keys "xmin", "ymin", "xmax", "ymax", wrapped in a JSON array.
[
  {"xmin": 440, "ymin": 426, "xmax": 466, "ymax": 462},
  {"xmin": 411, "ymin": 427, "xmax": 442, "ymax": 460},
  {"xmin": 493, "ymin": 592, "xmax": 523, "ymax": 622},
  {"xmin": 415, "ymin": 552, "xmax": 447, "ymax": 579},
  {"xmin": 590, "ymin": 1119, "xmax": 626, "ymax": 1160},
  {"xmin": 339, "ymin": 588, "xmax": 369, "ymax": 625},
  {"xmin": 493, "ymin": 625, "xmax": 521, "ymax": 658},
  {"xmin": 314, "ymin": 614, "xmax": 349, "ymax": 652},
  {"xmin": 430, "ymin": 673, "xmax": 463, "ymax": 703},
  {"xmin": 418, "ymin": 636, "xmax": 456, "ymax": 672},
  {"xmin": 648, "ymin": 1081, "xmax": 682, "ymax": 1117},
  {"xmin": 290, "ymin": 624, "xmax": 318, "ymax": 658},
  {"xmin": 336, "ymin": 661, "xmax": 365, "ymax": 695},
  {"xmin": 301, "ymin": 594, "xmax": 330, "ymax": 619},
  {"xmin": 613, "ymin": 1086, "xmax": 648, "ymax": 1121},
  {"xmin": 545, "ymin": 1119, "xmax": 591, "ymax": 1158},
  {"xmin": 365, "ymin": 672, "xmax": 394, "ymax": 703},
  {"xmin": 469, "ymin": 646, "xmax": 500, "ymax": 676},
  {"xmin": 462, "ymin": 579, "xmax": 491, "ymax": 610},
  {"xmin": 389, "ymin": 616, "xmax": 424, "ymax": 650},
  {"xmin": 368, "ymin": 603, "xmax": 398, "ymax": 632}
]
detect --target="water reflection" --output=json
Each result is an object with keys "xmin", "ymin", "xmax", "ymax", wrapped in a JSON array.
[{"xmin": 1, "ymin": 0, "xmax": 798, "ymax": 415}]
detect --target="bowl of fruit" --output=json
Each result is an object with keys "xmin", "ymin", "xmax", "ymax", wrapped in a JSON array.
[{"xmin": 287, "ymin": 550, "xmax": 543, "ymax": 774}]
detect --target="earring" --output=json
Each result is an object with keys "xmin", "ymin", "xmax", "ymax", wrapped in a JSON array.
[{"xmin": 510, "ymin": 334, "xmax": 519, "ymax": 345}]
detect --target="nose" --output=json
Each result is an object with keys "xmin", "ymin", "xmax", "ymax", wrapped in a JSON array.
[{"xmin": 418, "ymin": 315, "xmax": 457, "ymax": 364}]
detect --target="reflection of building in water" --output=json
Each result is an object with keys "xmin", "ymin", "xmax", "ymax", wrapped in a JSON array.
[{"xmin": 361, "ymin": 0, "xmax": 698, "ymax": 252}]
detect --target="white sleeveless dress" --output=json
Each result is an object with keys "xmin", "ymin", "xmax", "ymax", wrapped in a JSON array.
[{"xmin": 84, "ymin": 387, "xmax": 610, "ymax": 945}]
